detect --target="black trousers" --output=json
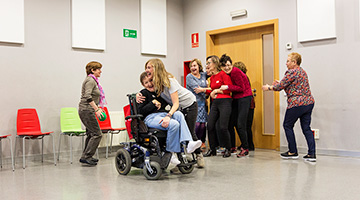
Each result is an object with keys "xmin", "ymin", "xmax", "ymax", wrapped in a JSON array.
[
  {"xmin": 180, "ymin": 101, "xmax": 201, "ymax": 154},
  {"xmin": 246, "ymin": 108, "xmax": 255, "ymax": 150},
  {"xmin": 228, "ymin": 96, "xmax": 251, "ymax": 149},
  {"xmin": 207, "ymin": 98, "xmax": 232, "ymax": 150}
]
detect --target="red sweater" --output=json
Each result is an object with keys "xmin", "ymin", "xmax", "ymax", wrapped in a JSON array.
[
  {"xmin": 205, "ymin": 71, "xmax": 232, "ymax": 99},
  {"xmin": 227, "ymin": 67, "xmax": 253, "ymax": 99}
]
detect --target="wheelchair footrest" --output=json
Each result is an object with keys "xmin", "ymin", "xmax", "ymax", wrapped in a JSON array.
[{"xmin": 177, "ymin": 160, "xmax": 197, "ymax": 167}]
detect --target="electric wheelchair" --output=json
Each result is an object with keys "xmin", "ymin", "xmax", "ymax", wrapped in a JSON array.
[{"xmin": 114, "ymin": 94, "xmax": 197, "ymax": 180}]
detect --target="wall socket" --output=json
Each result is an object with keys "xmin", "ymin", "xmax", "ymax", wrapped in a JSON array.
[{"xmin": 312, "ymin": 129, "xmax": 320, "ymax": 140}]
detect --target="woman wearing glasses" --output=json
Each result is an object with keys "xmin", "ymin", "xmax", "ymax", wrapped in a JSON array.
[
  {"xmin": 195, "ymin": 55, "xmax": 233, "ymax": 158},
  {"xmin": 218, "ymin": 54, "xmax": 253, "ymax": 157}
]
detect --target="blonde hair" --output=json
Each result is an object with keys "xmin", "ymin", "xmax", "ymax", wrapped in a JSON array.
[
  {"xmin": 189, "ymin": 58, "xmax": 203, "ymax": 72},
  {"xmin": 206, "ymin": 55, "xmax": 221, "ymax": 72},
  {"xmin": 145, "ymin": 58, "xmax": 174, "ymax": 97},
  {"xmin": 233, "ymin": 61, "xmax": 247, "ymax": 74},
  {"xmin": 288, "ymin": 52, "xmax": 302, "ymax": 66}
]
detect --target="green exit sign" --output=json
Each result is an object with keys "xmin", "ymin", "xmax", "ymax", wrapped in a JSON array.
[{"xmin": 123, "ymin": 29, "xmax": 137, "ymax": 38}]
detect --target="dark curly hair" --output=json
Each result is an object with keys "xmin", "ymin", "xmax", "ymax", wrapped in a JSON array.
[{"xmin": 219, "ymin": 54, "xmax": 232, "ymax": 67}]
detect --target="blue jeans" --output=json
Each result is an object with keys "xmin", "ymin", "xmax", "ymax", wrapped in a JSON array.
[
  {"xmin": 144, "ymin": 111, "xmax": 192, "ymax": 152},
  {"xmin": 283, "ymin": 104, "xmax": 315, "ymax": 155}
]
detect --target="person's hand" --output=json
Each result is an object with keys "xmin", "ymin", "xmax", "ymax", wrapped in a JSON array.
[
  {"xmin": 220, "ymin": 85, "xmax": 228, "ymax": 91},
  {"xmin": 95, "ymin": 108, "xmax": 103, "ymax": 118},
  {"xmin": 152, "ymin": 99, "xmax": 161, "ymax": 110},
  {"xmin": 194, "ymin": 86, "xmax": 204, "ymax": 94},
  {"xmin": 210, "ymin": 90, "xmax": 218, "ymax": 99},
  {"xmin": 272, "ymin": 80, "xmax": 280, "ymax": 85},
  {"xmin": 262, "ymin": 84, "xmax": 270, "ymax": 91},
  {"xmin": 136, "ymin": 92, "xmax": 146, "ymax": 103},
  {"xmin": 159, "ymin": 116, "xmax": 170, "ymax": 128}
]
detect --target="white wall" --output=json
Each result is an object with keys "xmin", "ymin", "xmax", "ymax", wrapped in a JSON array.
[
  {"xmin": 2, "ymin": 0, "xmax": 359, "ymax": 159},
  {"xmin": 183, "ymin": 0, "xmax": 360, "ymax": 156},
  {"xmin": 0, "ymin": 0, "xmax": 184, "ymax": 157}
]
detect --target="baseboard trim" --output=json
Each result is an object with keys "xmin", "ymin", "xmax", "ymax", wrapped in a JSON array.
[{"xmin": 280, "ymin": 146, "xmax": 360, "ymax": 158}]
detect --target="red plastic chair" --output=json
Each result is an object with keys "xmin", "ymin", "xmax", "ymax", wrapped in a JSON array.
[
  {"xmin": 96, "ymin": 107, "xmax": 126, "ymax": 159},
  {"xmin": 0, "ymin": 134, "xmax": 14, "ymax": 171},
  {"xmin": 123, "ymin": 104, "xmax": 133, "ymax": 140},
  {"xmin": 15, "ymin": 108, "xmax": 56, "ymax": 169}
]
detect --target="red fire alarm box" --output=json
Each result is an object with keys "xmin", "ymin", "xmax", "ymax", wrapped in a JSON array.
[{"xmin": 191, "ymin": 33, "xmax": 199, "ymax": 48}]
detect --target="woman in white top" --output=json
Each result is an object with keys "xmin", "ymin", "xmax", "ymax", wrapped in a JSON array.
[{"xmin": 138, "ymin": 58, "xmax": 205, "ymax": 168}]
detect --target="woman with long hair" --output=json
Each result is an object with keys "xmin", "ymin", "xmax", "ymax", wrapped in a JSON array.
[{"xmin": 138, "ymin": 58, "xmax": 204, "ymax": 167}]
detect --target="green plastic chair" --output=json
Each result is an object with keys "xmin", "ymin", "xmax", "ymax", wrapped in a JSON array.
[{"xmin": 58, "ymin": 107, "xmax": 86, "ymax": 164}]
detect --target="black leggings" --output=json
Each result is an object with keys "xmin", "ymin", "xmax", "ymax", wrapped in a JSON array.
[
  {"xmin": 207, "ymin": 98, "xmax": 232, "ymax": 150},
  {"xmin": 228, "ymin": 96, "xmax": 251, "ymax": 149},
  {"xmin": 181, "ymin": 101, "xmax": 201, "ymax": 154}
]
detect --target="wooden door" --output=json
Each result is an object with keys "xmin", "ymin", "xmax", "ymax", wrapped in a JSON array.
[{"xmin": 206, "ymin": 19, "xmax": 280, "ymax": 150}]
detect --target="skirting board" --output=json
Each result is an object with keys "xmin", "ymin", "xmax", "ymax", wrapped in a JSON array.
[{"xmin": 280, "ymin": 146, "xmax": 360, "ymax": 158}]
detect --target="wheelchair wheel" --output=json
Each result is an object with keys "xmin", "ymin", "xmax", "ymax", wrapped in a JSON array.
[
  {"xmin": 178, "ymin": 155, "xmax": 195, "ymax": 174},
  {"xmin": 143, "ymin": 161, "xmax": 162, "ymax": 180},
  {"xmin": 115, "ymin": 149, "xmax": 131, "ymax": 175}
]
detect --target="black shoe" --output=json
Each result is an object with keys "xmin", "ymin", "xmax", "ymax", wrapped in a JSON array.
[
  {"xmin": 236, "ymin": 148, "xmax": 249, "ymax": 157},
  {"xmin": 303, "ymin": 154, "xmax": 316, "ymax": 162},
  {"xmin": 280, "ymin": 151, "xmax": 299, "ymax": 160},
  {"xmin": 222, "ymin": 149, "xmax": 231, "ymax": 158},
  {"xmin": 91, "ymin": 157, "xmax": 99, "ymax": 162},
  {"xmin": 79, "ymin": 158, "xmax": 97, "ymax": 165},
  {"xmin": 203, "ymin": 149, "xmax": 216, "ymax": 157}
]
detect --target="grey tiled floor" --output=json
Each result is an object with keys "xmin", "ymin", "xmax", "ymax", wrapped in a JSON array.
[{"xmin": 1, "ymin": 149, "xmax": 359, "ymax": 200}]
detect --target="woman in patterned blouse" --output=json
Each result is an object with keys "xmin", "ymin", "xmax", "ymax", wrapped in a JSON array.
[{"xmin": 262, "ymin": 52, "xmax": 316, "ymax": 162}]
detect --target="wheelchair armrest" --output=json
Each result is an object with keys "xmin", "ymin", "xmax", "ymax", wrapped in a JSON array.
[{"xmin": 125, "ymin": 114, "xmax": 143, "ymax": 120}]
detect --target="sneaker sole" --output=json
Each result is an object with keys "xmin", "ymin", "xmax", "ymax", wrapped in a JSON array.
[
  {"xmin": 236, "ymin": 154, "xmax": 249, "ymax": 158},
  {"xmin": 304, "ymin": 158, "xmax": 316, "ymax": 162},
  {"xmin": 280, "ymin": 155, "xmax": 299, "ymax": 160}
]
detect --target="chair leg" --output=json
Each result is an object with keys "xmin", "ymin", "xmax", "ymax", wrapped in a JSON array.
[
  {"xmin": 22, "ymin": 137, "xmax": 26, "ymax": 169},
  {"xmin": 106, "ymin": 132, "xmax": 110, "ymax": 159},
  {"xmin": 9, "ymin": 137, "xmax": 14, "ymax": 171},
  {"xmin": 81, "ymin": 135, "xmax": 84, "ymax": 149},
  {"xmin": 57, "ymin": 133, "xmax": 62, "ymax": 161},
  {"xmin": 14, "ymin": 137, "xmax": 17, "ymax": 167},
  {"xmin": 51, "ymin": 134, "xmax": 56, "ymax": 166},
  {"xmin": 70, "ymin": 134, "xmax": 73, "ymax": 164},
  {"xmin": 0, "ymin": 140, "xmax": 2, "ymax": 168},
  {"xmin": 110, "ymin": 133, "xmax": 114, "ymax": 154},
  {"xmin": 41, "ymin": 137, "xmax": 44, "ymax": 163}
]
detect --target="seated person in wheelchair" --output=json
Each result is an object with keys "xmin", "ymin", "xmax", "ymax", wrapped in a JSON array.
[{"xmin": 138, "ymin": 72, "xmax": 202, "ymax": 164}]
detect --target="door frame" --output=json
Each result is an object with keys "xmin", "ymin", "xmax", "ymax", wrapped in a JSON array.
[{"xmin": 206, "ymin": 19, "xmax": 280, "ymax": 150}]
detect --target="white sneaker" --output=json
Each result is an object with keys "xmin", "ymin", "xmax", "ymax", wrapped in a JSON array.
[
  {"xmin": 186, "ymin": 140, "xmax": 202, "ymax": 153},
  {"xmin": 170, "ymin": 153, "xmax": 180, "ymax": 165}
]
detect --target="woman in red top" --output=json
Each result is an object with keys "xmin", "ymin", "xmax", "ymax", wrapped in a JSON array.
[
  {"xmin": 196, "ymin": 55, "xmax": 233, "ymax": 158},
  {"xmin": 219, "ymin": 54, "xmax": 253, "ymax": 157}
]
